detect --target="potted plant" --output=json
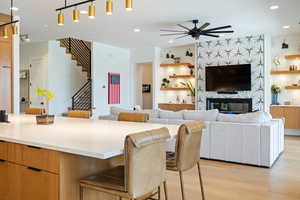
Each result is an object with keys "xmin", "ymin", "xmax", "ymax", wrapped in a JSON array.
[
  {"xmin": 180, "ymin": 81, "xmax": 196, "ymax": 104},
  {"xmin": 161, "ymin": 78, "xmax": 170, "ymax": 88},
  {"xmin": 271, "ymin": 84, "xmax": 280, "ymax": 105},
  {"xmin": 35, "ymin": 87, "xmax": 55, "ymax": 125}
]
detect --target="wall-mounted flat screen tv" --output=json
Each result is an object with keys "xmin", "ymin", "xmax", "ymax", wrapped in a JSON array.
[{"xmin": 205, "ymin": 64, "xmax": 251, "ymax": 92}]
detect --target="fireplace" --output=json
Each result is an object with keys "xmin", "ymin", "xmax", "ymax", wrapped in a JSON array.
[{"xmin": 206, "ymin": 98, "xmax": 252, "ymax": 114}]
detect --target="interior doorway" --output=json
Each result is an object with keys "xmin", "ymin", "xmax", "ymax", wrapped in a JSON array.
[
  {"xmin": 136, "ymin": 62, "xmax": 153, "ymax": 110},
  {"xmin": 19, "ymin": 70, "xmax": 30, "ymax": 113}
]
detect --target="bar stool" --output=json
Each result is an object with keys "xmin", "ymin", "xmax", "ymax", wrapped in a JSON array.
[
  {"xmin": 118, "ymin": 112, "xmax": 149, "ymax": 122},
  {"xmin": 25, "ymin": 107, "xmax": 45, "ymax": 115},
  {"xmin": 67, "ymin": 110, "xmax": 91, "ymax": 119},
  {"xmin": 80, "ymin": 127, "xmax": 170, "ymax": 200},
  {"xmin": 166, "ymin": 121, "xmax": 206, "ymax": 200}
]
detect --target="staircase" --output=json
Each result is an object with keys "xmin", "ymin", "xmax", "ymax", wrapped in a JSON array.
[{"xmin": 59, "ymin": 38, "xmax": 92, "ymax": 111}]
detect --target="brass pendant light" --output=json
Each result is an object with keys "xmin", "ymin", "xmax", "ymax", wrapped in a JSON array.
[
  {"xmin": 3, "ymin": 27, "xmax": 8, "ymax": 39},
  {"xmin": 12, "ymin": 24, "xmax": 18, "ymax": 35},
  {"xmin": 125, "ymin": 0, "xmax": 132, "ymax": 11},
  {"xmin": 88, "ymin": 3, "xmax": 95, "ymax": 19},
  {"xmin": 57, "ymin": 11, "xmax": 64, "ymax": 26},
  {"xmin": 106, "ymin": 0, "xmax": 113, "ymax": 15},
  {"xmin": 73, "ymin": 7, "xmax": 80, "ymax": 22}
]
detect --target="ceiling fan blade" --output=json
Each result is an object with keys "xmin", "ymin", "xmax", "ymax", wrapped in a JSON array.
[
  {"xmin": 201, "ymin": 33, "xmax": 220, "ymax": 38},
  {"xmin": 160, "ymin": 33, "xmax": 187, "ymax": 36},
  {"xmin": 203, "ymin": 25, "xmax": 232, "ymax": 32},
  {"xmin": 204, "ymin": 30, "xmax": 234, "ymax": 33},
  {"xmin": 175, "ymin": 34, "xmax": 189, "ymax": 39},
  {"xmin": 160, "ymin": 29, "xmax": 187, "ymax": 33},
  {"xmin": 177, "ymin": 24, "xmax": 191, "ymax": 31},
  {"xmin": 199, "ymin": 23, "xmax": 210, "ymax": 30}
]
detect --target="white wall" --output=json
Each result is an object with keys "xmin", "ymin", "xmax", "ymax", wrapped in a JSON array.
[
  {"xmin": 271, "ymin": 34, "xmax": 300, "ymax": 105},
  {"xmin": 48, "ymin": 41, "xmax": 87, "ymax": 115},
  {"xmin": 92, "ymin": 42, "xmax": 132, "ymax": 116},
  {"xmin": 20, "ymin": 41, "xmax": 87, "ymax": 115},
  {"xmin": 12, "ymin": 16, "xmax": 20, "ymax": 114}
]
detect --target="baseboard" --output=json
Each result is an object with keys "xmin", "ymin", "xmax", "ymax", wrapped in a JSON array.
[{"xmin": 285, "ymin": 129, "xmax": 300, "ymax": 136}]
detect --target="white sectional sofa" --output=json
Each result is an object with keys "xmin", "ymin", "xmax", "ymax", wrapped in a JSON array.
[{"xmin": 99, "ymin": 107, "xmax": 285, "ymax": 168}]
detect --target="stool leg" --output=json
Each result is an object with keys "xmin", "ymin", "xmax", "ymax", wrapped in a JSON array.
[
  {"xmin": 163, "ymin": 181, "xmax": 168, "ymax": 200},
  {"xmin": 197, "ymin": 162, "xmax": 205, "ymax": 200},
  {"xmin": 158, "ymin": 186, "xmax": 161, "ymax": 200},
  {"xmin": 80, "ymin": 186, "xmax": 83, "ymax": 200},
  {"xmin": 179, "ymin": 171, "xmax": 186, "ymax": 200}
]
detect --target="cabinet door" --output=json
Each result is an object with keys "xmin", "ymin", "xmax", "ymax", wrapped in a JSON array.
[
  {"xmin": 270, "ymin": 106, "xmax": 284, "ymax": 119},
  {"xmin": 284, "ymin": 107, "xmax": 300, "ymax": 129},
  {"xmin": 0, "ymin": 161, "xmax": 21, "ymax": 200},
  {"xmin": 0, "ymin": 141, "xmax": 7, "ymax": 160},
  {"xmin": 21, "ymin": 166, "xmax": 59, "ymax": 200}
]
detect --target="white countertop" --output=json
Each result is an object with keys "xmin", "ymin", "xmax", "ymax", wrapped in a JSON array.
[{"xmin": 0, "ymin": 115, "xmax": 179, "ymax": 159}]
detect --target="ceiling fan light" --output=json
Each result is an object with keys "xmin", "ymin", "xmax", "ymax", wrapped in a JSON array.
[
  {"xmin": 73, "ymin": 8, "xmax": 80, "ymax": 22},
  {"xmin": 106, "ymin": 0, "xmax": 113, "ymax": 15},
  {"xmin": 12, "ymin": 24, "xmax": 18, "ymax": 35},
  {"xmin": 3, "ymin": 27, "xmax": 8, "ymax": 39},
  {"xmin": 88, "ymin": 4, "xmax": 95, "ymax": 19},
  {"xmin": 57, "ymin": 12, "xmax": 64, "ymax": 26},
  {"xmin": 125, "ymin": 0, "xmax": 132, "ymax": 11}
]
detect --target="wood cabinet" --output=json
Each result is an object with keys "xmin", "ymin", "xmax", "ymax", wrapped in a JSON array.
[
  {"xmin": 270, "ymin": 106, "xmax": 300, "ymax": 129},
  {"xmin": 159, "ymin": 103, "xmax": 195, "ymax": 111},
  {"xmin": 0, "ymin": 141, "xmax": 8, "ymax": 160}
]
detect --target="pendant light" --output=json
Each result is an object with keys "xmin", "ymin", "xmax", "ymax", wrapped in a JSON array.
[
  {"xmin": 3, "ymin": 26, "xmax": 8, "ymax": 39},
  {"xmin": 12, "ymin": 24, "xmax": 18, "ymax": 35},
  {"xmin": 57, "ymin": 11, "xmax": 64, "ymax": 26},
  {"xmin": 73, "ymin": 7, "xmax": 80, "ymax": 22},
  {"xmin": 106, "ymin": 0, "xmax": 113, "ymax": 15},
  {"xmin": 125, "ymin": 0, "xmax": 132, "ymax": 11},
  {"xmin": 88, "ymin": 3, "xmax": 95, "ymax": 19}
]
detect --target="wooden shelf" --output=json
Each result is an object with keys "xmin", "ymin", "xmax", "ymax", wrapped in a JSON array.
[
  {"xmin": 271, "ymin": 70, "xmax": 300, "ymax": 75},
  {"xmin": 160, "ymin": 63, "xmax": 192, "ymax": 67},
  {"xmin": 160, "ymin": 87, "xmax": 189, "ymax": 91},
  {"xmin": 169, "ymin": 74, "xmax": 195, "ymax": 78},
  {"xmin": 285, "ymin": 55, "xmax": 300, "ymax": 60},
  {"xmin": 285, "ymin": 86, "xmax": 300, "ymax": 90}
]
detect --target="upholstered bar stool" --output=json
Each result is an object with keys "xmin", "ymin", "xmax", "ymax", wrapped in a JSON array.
[
  {"xmin": 67, "ymin": 110, "xmax": 91, "ymax": 118},
  {"xmin": 25, "ymin": 107, "xmax": 45, "ymax": 115},
  {"xmin": 118, "ymin": 112, "xmax": 149, "ymax": 123},
  {"xmin": 80, "ymin": 127, "xmax": 170, "ymax": 200},
  {"xmin": 166, "ymin": 121, "xmax": 206, "ymax": 200}
]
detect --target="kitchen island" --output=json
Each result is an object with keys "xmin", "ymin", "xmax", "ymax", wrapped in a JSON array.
[{"xmin": 0, "ymin": 115, "xmax": 179, "ymax": 200}]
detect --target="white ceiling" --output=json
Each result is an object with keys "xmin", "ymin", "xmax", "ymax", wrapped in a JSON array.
[{"xmin": 0, "ymin": 0, "xmax": 299, "ymax": 48}]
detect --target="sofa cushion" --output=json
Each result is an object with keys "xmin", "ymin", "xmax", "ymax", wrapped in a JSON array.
[
  {"xmin": 159, "ymin": 110, "xmax": 183, "ymax": 120},
  {"xmin": 110, "ymin": 106, "xmax": 134, "ymax": 116},
  {"xmin": 149, "ymin": 109, "xmax": 160, "ymax": 119},
  {"xmin": 183, "ymin": 109, "xmax": 219, "ymax": 121},
  {"xmin": 217, "ymin": 111, "xmax": 272, "ymax": 123}
]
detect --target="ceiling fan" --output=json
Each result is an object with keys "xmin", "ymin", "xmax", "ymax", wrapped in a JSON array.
[{"xmin": 160, "ymin": 20, "xmax": 234, "ymax": 40}]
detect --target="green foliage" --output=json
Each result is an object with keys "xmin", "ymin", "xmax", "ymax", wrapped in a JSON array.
[
  {"xmin": 271, "ymin": 84, "xmax": 281, "ymax": 94},
  {"xmin": 180, "ymin": 81, "xmax": 196, "ymax": 97}
]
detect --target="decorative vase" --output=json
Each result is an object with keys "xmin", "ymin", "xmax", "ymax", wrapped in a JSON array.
[
  {"xmin": 190, "ymin": 68, "xmax": 194, "ymax": 75},
  {"xmin": 36, "ymin": 115, "xmax": 55, "ymax": 125},
  {"xmin": 191, "ymin": 96, "xmax": 195, "ymax": 104},
  {"xmin": 272, "ymin": 94, "xmax": 278, "ymax": 105}
]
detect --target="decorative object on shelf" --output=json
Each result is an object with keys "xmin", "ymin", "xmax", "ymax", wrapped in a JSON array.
[
  {"xmin": 188, "ymin": 64, "xmax": 195, "ymax": 75},
  {"xmin": 142, "ymin": 84, "xmax": 151, "ymax": 93},
  {"xmin": 0, "ymin": 0, "xmax": 19, "ymax": 38},
  {"xmin": 273, "ymin": 57, "xmax": 280, "ymax": 70},
  {"xmin": 174, "ymin": 57, "xmax": 181, "ymax": 63},
  {"xmin": 56, "ymin": 0, "xmax": 132, "ymax": 25},
  {"xmin": 35, "ymin": 87, "xmax": 55, "ymax": 125},
  {"xmin": 180, "ymin": 81, "xmax": 196, "ymax": 104},
  {"xmin": 186, "ymin": 49, "xmax": 193, "ymax": 57},
  {"xmin": 160, "ymin": 19, "xmax": 234, "ymax": 40},
  {"xmin": 284, "ymin": 101, "xmax": 291, "ymax": 105},
  {"xmin": 166, "ymin": 52, "xmax": 170, "ymax": 59},
  {"xmin": 289, "ymin": 65, "xmax": 298, "ymax": 71},
  {"xmin": 171, "ymin": 54, "xmax": 175, "ymax": 59},
  {"xmin": 271, "ymin": 84, "xmax": 281, "ymax": 105},
  {"xmin": 282, "ymin": 40, "xmax": 289, "ymax": 49},
  {"xmin": 161, "ymin": 78, "xmax": 170, "ymax": 88}
]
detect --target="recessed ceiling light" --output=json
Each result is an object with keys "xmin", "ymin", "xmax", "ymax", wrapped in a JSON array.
[
  {"xmin": 134, "ymin": 28, "xmax": 141, "ymax": 32},
  {"xmin": 283, "ymin": 25, "xmax": 290, "ymax": 29},
  {"xmin": 80, "ymin": 10, "xmax": 88, "ymax": 14},
  {"xmin": 168, "ymin": 40, "xmax": 174, "ymax": 44},
  {"xmin": 270, "ymin": 5, "xmax": 279, "ymax": 10},
  {"xmin": 10, "ymin": 7, "xmax": 19, "ymax": 11}
]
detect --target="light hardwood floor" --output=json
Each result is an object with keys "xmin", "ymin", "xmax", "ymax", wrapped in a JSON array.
[{"xmin": 165, "ymin": 136, "xmax": 300, "ymax": 200}]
